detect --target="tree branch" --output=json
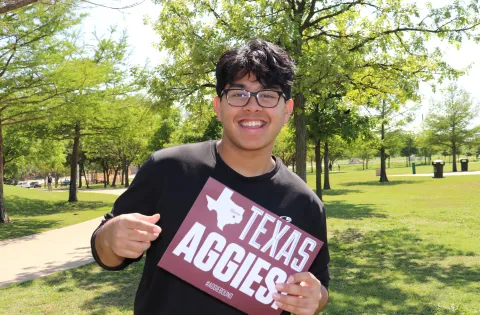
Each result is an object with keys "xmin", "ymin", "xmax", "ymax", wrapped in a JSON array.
[
  {"xmin": 0, "ymin": 0, "xmax": 38, "ymax": 14},
  {"xmin": 0, "ymin": 40, "xmax": 17, "ymax": 78},
  {"xmin": 349, "ymin": 23, "xmax": 480, "ymax": 52}
]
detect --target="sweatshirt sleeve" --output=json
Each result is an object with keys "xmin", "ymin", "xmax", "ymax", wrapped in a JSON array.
[{"xmin": 91, "ymin": 155, "xmax": 159, "ymax": 270}]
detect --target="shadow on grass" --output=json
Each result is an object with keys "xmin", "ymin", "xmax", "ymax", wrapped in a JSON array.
[
  {"xmin": 5, "ymin": 196, "xmax": 111, "ymax": 217},
  {"xmin": 321, "ymin": 189, "xmax": 363, "ymax": 196},
  {"xmin": 48, "ymin": 262, "xmax": 142, "ymax": 313},
  {"xmin": 325, "ymin": 200, "xmax": 386, "ymax": 220},
  {"xmin": 324, "ymin": 228, "xmax": 480, "ymax": 314},
  {"xmin": 0, "ymin": 219, "xmax": 61, "ymax": 241},
  {"xmin": 343, "ymin": 179, "xmax": 426, "ymax": 187}
]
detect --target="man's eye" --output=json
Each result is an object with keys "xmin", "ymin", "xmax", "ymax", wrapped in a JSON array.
[
  {"xmin": 231, "ymin": 92, "xmax": 247, "ymax": 97},
  {"xmin": 260, "ymin": 94, "xmax": 276, "ymax": 99}
]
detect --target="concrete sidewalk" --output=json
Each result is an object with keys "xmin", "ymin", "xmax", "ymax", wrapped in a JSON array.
[
  {"xmin": 391, "ymin": 170, "xmax": 480, "ymax": 177},
  {"xmin": 0, "ymin": 217, "xmax": 104, "ymax": 288},
  {"xmin": 0, "ymin": 188, "xmax": 128, "ymax": 288}
]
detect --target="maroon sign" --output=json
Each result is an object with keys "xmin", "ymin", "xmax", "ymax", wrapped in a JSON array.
[{"xmin": 158, "ymin": 177, "xmax": 323, "ymax": 315}]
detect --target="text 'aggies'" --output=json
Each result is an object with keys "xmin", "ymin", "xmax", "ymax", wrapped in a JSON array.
[{"xmin": 172, "ymin": 188, "xmax": 318, "ymax": 310}]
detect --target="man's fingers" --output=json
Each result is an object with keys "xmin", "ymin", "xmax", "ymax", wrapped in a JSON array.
[
  {"xmin": 132, "ymin": 213, "xmax": 161, "ymax": 224},
  {"xmin": 126, "ymin": 228, "xmax": 160, "ymax": 242},
  {"xmin": 117, "ymin": 248, "xmax": 144, "ymax": 259},
  {"xmin": 273, "ymin": 292, "xmax": 309, "ymax": 308},
  {"xmin": 275, "ymin": 282, "xmax": 311, "ymax": 298},
  {"xmin": 124, "ymin": 216, "xmax": 161, "ymax": 234},
  {"xmin": 115, "ymin": 240, "xmax": 151, "ymax": 255},
  {"xmin": 274, "ymin": 300, "xmax": 310, "ymax": 315},
  {"xmin": 287, "ymin": 272, "xmax": 318, "ymax": 285}
]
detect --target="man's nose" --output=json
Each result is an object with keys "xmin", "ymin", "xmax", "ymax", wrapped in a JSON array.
[{"xmin": 243, "ymin": 95, "xmax": 262, "ymax": 112}]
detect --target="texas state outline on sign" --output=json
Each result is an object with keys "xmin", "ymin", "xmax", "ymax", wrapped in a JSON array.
[{"xmin": 206, "ymin": 187, "xmax": 245, "ymax": 230}]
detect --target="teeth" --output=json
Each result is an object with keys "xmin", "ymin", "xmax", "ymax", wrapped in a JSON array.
[{"xmin": 241, "ymin": 121, "xmax": 263, "ymax": 127}]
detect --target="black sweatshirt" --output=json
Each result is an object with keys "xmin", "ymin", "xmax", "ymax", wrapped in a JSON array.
[{"xmin": 91, "ymin": 141, "xmax": 330, "ymax": 315}]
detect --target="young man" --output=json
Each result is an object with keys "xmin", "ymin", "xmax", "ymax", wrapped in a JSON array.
[{"xmin": 91, "ymin": 39, "xmax": 330, "ymax": 315}]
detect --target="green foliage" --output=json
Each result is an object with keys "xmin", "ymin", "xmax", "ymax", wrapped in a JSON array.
[
  {"xmin": 273, "ymin": 123, "xmax": 295, "ymax": 166},
  {"xmin": 425, "ymin": 84, "xmax": 480, "ymax": 151},
  {"xmin": 400, "ymin": 132, "xmax": 418, "ymax": 158},
  {"xmin": 147, "ymin": 0, "xmax": 480, "ymax": 180}
]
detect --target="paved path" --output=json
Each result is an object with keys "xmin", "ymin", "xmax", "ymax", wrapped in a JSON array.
[
  {"xmin": 391, "ymin": 170, "xmax": 480, "ymax": 177},
  {"xmin": 0, "ymin": 188, "xmax": 127, "ymax": 288}
]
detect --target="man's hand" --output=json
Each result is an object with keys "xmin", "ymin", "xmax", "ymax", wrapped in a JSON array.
[
  {"xmin": 96, "ymin": 213, "xmax": 161, "ymax": 263},
  {"xmin": 273, "ymin": 272, "xmax": 328, "ymax": 315}
]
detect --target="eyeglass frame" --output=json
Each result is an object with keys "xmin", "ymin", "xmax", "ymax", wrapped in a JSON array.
[{"xmin": 220, "ymin": 88, "xmax": 287, "ymax": 108}]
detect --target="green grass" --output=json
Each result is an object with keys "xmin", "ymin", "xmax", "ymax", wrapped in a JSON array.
[
  {"xmin": 0, "ymin": 185, "xmax": 117, "ymax": 240},
  {"xmin": 1, "ymin": 166, "xmax": 479, "ymax": 314},
  {"xmin": 309, "ymin": 167, "xmax": 480, "ymax": 315},
  {"xmin": 0, "ymin": 261, "xmax": 144, "ymax": 315}
]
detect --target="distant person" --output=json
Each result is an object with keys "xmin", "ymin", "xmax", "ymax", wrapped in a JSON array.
[
  {"xmin": 338, "ymin": 163, "xmax": 341, "ymax": 172},
  {"xmin": 328, "ymin": 161, "xmax": 333, "ymax": 172},
  {"xmin": 90, "ymin": 39, "xmax": 330, "ymax": 315},
  {"xmin": 47, "ymin": 174, "xmax": 53, "ymax": 192}
]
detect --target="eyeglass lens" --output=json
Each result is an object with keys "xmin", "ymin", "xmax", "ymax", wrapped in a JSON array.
[{"xmin": 227, "ymin": 90, "xmax": 280, "ymax": 107}]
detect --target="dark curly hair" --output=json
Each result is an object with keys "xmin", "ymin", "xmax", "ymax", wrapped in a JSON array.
[{"xmin": 215, "ymin": 39, "xmax": 295, "ymax": 100}]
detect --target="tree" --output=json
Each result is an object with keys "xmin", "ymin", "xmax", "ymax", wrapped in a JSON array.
[
  {"xmin": 374, "ymin": 99, "xmax": 415, "ymax": 182},
  {"xmin": 307, "ymin": 100, "xmax": 367, "ymax": 198},
  {"xmin": 352, "ymin": 136, "xmax": 378, "ymax": 170},
  {"xmin": 149, "ymin": 0, "xmax": 480, "ymax": 183},
  {"xmin": 425, "ymin": 84, "xmax": 480, "ymax": 172},
  {"xmin": 147, "ymin": 106, "xmax": 181, "ymax": 151},
  {"xmin": 273, "ymin": 123, "xmax": 296, "ymax": 170},
  {"xmin": 0, "ymin": 2, "xmax": 83, "ymax": 223},
  {"xmin": 416, "ymin": 130, "xmax": 435, "ymax": 165},
  {"xmin": 401, "ymin": 132, "xmax": 418, "ymax": 167},
  {"xmin": 0, "ymin": 0, "xmax": 143, "ymax": 14}
]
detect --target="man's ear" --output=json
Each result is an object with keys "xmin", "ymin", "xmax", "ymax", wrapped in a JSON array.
[
  {"xmin": 283, "ymin": 99, "xmax": 294, "ymax": 124},
  {"xmin": 213, "ymin": 96, "xmax": 222, "ymax": 121}
]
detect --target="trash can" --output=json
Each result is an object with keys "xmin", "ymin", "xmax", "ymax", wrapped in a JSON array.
[
  {"xmin": 432, "ymin": 160, "xmax": 445, "ymax": 178},
  {"xmin": 412, "ymin": 162, "xmax": 416, "ymax": 175},
  {"xmin": 460, "ymin": 158, "xmax": 469, "ymax": 172},
  {"xmin": 375, "ymin": 168, "xmax": 381, "ymax": 176}
]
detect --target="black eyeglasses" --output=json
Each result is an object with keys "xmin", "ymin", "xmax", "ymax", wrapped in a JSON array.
[{"xmin": 221, "ymin": 89, "xmax": 286, "ymax": 108}]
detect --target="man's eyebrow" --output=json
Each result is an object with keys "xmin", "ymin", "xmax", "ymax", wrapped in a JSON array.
[
  {"xmin": 229, "ymin": 83, "xmax": 281, "ymax": 90},
  {"xmin": 229, "ymin": 84, "xmax": 245, "ymax": 88}
]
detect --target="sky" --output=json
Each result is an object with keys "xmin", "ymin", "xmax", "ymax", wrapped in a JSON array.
[{"xmin": 79, "ymin": 0, "xmax": 480, "ymax": 128}]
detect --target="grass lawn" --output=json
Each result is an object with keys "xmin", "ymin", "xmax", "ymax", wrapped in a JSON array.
[
  {"xmin": 1, "ymin": 165, "xmax": 479, "ymax": 314},
  {"xmin": 0, "ymin": 186, "xmax": 117, "ymax": 240},
  {"xmin": 310, "ymin": 167, "xmax": 480, "ymax": 315}
]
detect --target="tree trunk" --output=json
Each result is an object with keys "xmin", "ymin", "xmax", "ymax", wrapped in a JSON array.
[
  {"xmin": 121, "ymin": 167, "xmax": 124, "ymax": 185},
  {"xmin": 388, "ymin": 156, "xmax": 391, "ymax": 168},
  {"xmin": 380, "ymin": 121, "xmax": 389, "ymax": 183},
  {"xmin": 83, "ymin": 168, "xmax": 89, "ymax": 189},
  {"xmin": 362, "ymin": 160, "xmax": 365, "ymax": 170},
  {"xmin": 124, "ymin": 159, "xmax": 130, "ymax": 188},
  {"xmin": 78, "ymin": 163, "xmax": 83, "ymax": 188},
  {"xmin": 315, "ymin": 140, "xmax": 322, "ymax": 201},
  {"xmin": 310, "ymin": 157, "xmax": 313, "ymax": 173},
  {"xmin": 0, "ymin": 123, "xmax": 11, "ymax": 224},
  {"xmin": 294, "ymin": 93, "xmax": 306, "ymax": 182},
  {"xmin": 68, "ymin": 122, "xmax": 80, "ymax": 202},
  {"xmin": 366, "ymin": 158, "xmax": 369, "ymax": 169},
  {"xmin": 452, "ymin": 143, "xmax": 457, "ymax": 172},
  {"xmin": 111, "ymin": 168, "xmax": 118, "ymax": 187},
  {"xmin": 103, "ymin": 168, "xmax": 107, "ymax": 188},
  {"xmin": 323, "ymin": 141, "xmax": 331, "ymax": 190}
]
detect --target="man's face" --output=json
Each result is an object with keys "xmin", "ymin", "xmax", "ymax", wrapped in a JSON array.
[{"xmin": 214, "ymin": 73, "xmax": 293, "ymax": 152}]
